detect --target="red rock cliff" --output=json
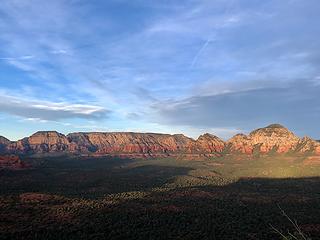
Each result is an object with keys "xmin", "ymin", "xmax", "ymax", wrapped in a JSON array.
[
  {"xmin": 67, "ymin": 132, "xmax": 224, "ymax": 155},
  {"xmin": 227, "ymin": 124, "xmax": 300, "ymax": 154},
  {"xmin": 1, "ymin": 124, "xmax": 319, "ymax": 157}
]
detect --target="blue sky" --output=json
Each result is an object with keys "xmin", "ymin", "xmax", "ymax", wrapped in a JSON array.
[{"xmin": 0, "ymin": 0, "xmax": 319, "ymax": 140}]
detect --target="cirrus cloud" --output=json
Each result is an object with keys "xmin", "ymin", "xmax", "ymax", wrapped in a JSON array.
[{"xmin": 0, "ymin": 93, "xmax": 110, "ymax": 121}]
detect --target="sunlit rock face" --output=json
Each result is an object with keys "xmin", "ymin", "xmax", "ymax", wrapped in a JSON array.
[
  {"xmin": 1, "ymin": 124, "xmax": 319, "ymax": 157},
  {"xmin": 227, "ymin": 124, "xmax": 300, "ymax": 154},
  {"xmin": 2, "ymin": 131, "xmax": 225, "ymax": 156},
  {"xmin": 27, "ymin": 131, "xmax": 70, "ymax": 153},
  {"xmin": 69, "ymin": 132, "xmax": 172, "ymax": 154},
  {"xmin": 249, "ymin": 124, "xmax": 300, "ymax": 153},
  {"xmin": 296, "ymin": 137, "xmax": 320, "ymax": 155},
  {"xmin": 67, "ymin": 133, "xmax": 94, "ymax": 152},
  {"xmin": 196, "ymin": 133, "xmax": 226, "ymax": 153},
  {"xmin": 68, "ymin": 132, "xmax": 193, "ymax": 154},
  {"xmin": 226, "ymin": 134, "xmax": 254, "ymax": 154},
  {"xmin": 67, "ymin": 132, "xmax": 226, "ymax": 155},
  {"xmin": 27, "ymin": 131, "xmax": 69, "ymax": 145},
  {"xmin": 6, "ymin": 131, "xmax": 71, "ymax": 154}
]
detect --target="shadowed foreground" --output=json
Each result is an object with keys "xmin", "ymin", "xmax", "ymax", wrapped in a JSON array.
[{"xmin": 1, "ymin": 157, "xmax": 320, "ymax": 240}]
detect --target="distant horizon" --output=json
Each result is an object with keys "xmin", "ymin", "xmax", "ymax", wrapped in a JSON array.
[
  {"xmin": 1, "ymin": 1, "xmax": 319, "ymax": 141},
  {"xmin": 1, "ymin": 123, "xmax": 319, "ymax": 142}
]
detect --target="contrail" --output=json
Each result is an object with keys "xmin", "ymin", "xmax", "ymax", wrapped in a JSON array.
[
  {"xmin": 190, "ymin": 37, "xmax": 212, "ymax": 68},
  {"xmin": 190, "ymin": 0, "xmax": 236, "ymax": 69}
]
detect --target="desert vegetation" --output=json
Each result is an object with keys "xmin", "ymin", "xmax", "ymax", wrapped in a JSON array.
[{"xmin": 1, "ymin": 156, "xmax": 320, "ymax": 239}]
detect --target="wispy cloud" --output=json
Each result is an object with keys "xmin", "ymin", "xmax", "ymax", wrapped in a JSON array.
[
  {"xmin": 0, "ymin": 55, "xmax": 34, "ymax": 61},
  {"xmin": 0, "ymin": 0, "xmax": 319, "ymax": 138},
  {"xmin": 153, "ymin": 80, "xmax": 320, "ymax": 138},
  {"xmin": 0, "ymin": 93, "xmax": 110, "ymax": 121},
  {"xmin": 50, "ymin": 49, "xmax": 68, "ymax": 55}
]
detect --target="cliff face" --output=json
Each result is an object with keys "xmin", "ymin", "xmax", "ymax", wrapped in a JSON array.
[
  {"xmin": 0, "ymin": 136, "xmax": 10, "ymax": 145},
  {"xmin": 248, "ymin": 124, "xmax": 300, "ymax": 153},
  {"xmin": 6, "ymin": 131, "xmax": 71, "ymax": 154},
  {"xmin": 27, "ymin": 131, "xmax": 70, "ymax": 153},
  {"xmin": 196, "ymin": 134, "xmax": 225, "ymax": 153},
  {"xmin": 68, "ymin": 132, "xmax": 190, "ymax": 154},
  {"xmin": 226, "ymin": 134, "xmax": 254, "ymax": 154},
  {"xmin": 2, "ymin": 131, "xmax": 224, "ymax": 156},
  {"xmin": 227, "ymin": 124, "xmax": 304, "ymax": 154},
  {"xmin": 295, "ymin": 137, "xmax": 320, "ymax": 155},
  {"xmin": 67, "ymin": 132, "xmax": 225, "ymax": 155},
  {"xmin": 0, "ymin": 136, "xmax": 10, "ymax": 152},
  {"xmin": 0, "ymin": 124, "xmax": 319, "ymax": 157}
]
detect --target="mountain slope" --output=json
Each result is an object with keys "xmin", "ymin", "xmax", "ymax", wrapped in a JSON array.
[
  {"xmin": 0, "ymin": 136, "xmax": 11, "ymax": 152},
  {"xmin": 6, "ymin": 131, "xmax": 71, "ymax": 154},
  {"xmin": 227, "ymin": 124, "xmax": 301, "ymax": 154},
  {"xmin": 67, "ymin": 132, "xmax": 225, "ymax": 155},
  {"xmin": 68, "ymin": 132, "xmax": 195, "ymax": 154},
  {"xmin": 2, "ymin": 131, "xmax": 224, "ymax": 156},
  {"xmin": 0, "ymin": 124, "xmax": 319, "ymax": 157},
  {"xmin": 295, "ymin": 137, "xmax": 320, "ymax": 155}
]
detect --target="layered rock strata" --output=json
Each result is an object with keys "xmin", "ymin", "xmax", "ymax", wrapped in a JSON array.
[{"xmin": 0, "ymin": 124, "xmax": 319, "ymax": 157}]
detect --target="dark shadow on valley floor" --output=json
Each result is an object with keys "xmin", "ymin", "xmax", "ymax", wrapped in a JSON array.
[
  {"xmin": 1, "ymin": 157, "xmax": 320, "ymax": 240},
  {"xmin": 0, "ymin": 156, "xmax": 193, "ymax": 198}
]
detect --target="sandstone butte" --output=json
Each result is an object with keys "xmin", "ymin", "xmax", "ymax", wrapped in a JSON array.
[{"xmin": 0, "ymin": 124, "xmax": 319, "ymax": 158}]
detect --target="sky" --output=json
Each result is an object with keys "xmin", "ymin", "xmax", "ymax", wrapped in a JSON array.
[{"xmin": 0, "ymin": 0, "xmax": 319, "ymax": 141}]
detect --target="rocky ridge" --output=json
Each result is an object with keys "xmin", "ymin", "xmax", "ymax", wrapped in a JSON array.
[
  {"xmin": 0, "ymin": 136, "xmax": 10, "ymax": 152},
  {"xmin": 1, "ymin": 131, "xmax": 225, "ymax": 157},
  {"xmin": 295, "ymin": 137, "xmax": 320, "ymax": 155},
  {"xmin": 0, "ymin": 124, "xmax": 319, "ymax": 157},
  {"xmin": 226, "ymin": 124, "xmax": 301, "ymax": 154}
]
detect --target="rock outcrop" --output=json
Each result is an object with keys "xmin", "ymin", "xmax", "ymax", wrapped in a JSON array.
[
  {"xmin": 0, "ymin": 136, "xmax": 10, "ymax": 145},
  {"xmin": 226, "ymin": 134, "xmax": 254, "ymax": 154},
  {"xmin": 196, "ymin": 133, "xmax": 225, "ymax": 153},
  {"xmin": 227, "ymin": 124, "xmax": 300, "ymax": 154},
  {"xmin": 6, "ymin": 131, "xmax": 70, "ymax": 154},
  {"xmin": 0, "ymin": 136, "xmax": 10, "ymax": 152},
  {"xmin": 0, "ymin": 124, "xmax": 319, "ymax": 157},
  {"xmin": 68, "ymin": 132, "xmax": 192, "ymax": 154},
  {"xmin": 2, "ymin": 131, "xmax": 224, "ymax": 156},
  {"xmin": 28, "ymin": 131, "xmax": 70, "ymax": 153},
  {"xmin": 249, "ymin": 124, "xmax": 300, "ymax": 153},
  {"xmin": 67, "ymin": 132, "xmax": 224, "ymax": 155},
  {"xmin": 295, "ymin": 137, "xmax": 320, "ymax": 155}
]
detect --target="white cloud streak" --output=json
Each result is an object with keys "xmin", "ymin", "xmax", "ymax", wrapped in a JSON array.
[
  {"xmin": 190, "ymin": 38, "xmax": 213, "ymax": 68},
  {"xmin": 0, "ymin": 93, "xmax": 110, "ymax": 121}
]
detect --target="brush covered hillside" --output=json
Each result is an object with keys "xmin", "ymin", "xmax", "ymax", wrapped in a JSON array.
[{"xmin": 1, "ymin": 124, "xmax": 320, "ymax": 240}]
